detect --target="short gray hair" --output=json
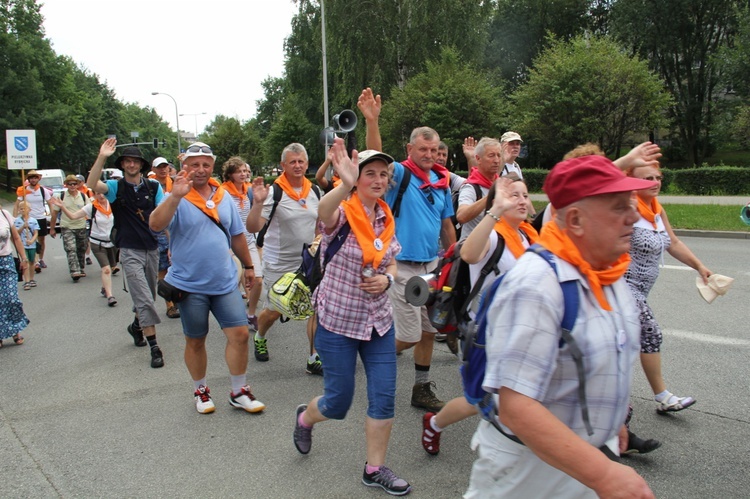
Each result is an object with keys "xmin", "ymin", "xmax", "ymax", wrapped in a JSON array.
[
  {"xmin": 409, "ymin": 127, "xmax": 440, "ymax": 145},
  {"xmin": 474, "ymin": 137, "xmax": 501, "ymax": 158},
  {"xmin": 281, "ymin": 143, "xmax": 308, "ymax": 163}
]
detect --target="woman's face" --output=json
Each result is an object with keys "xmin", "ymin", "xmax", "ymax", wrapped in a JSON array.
[
  {"xmin": 356, "ymin": 160, "xmax": 389, "ymax": 200},
  {"xmin": 95, "ymin": 192, "xmax": 107, "ymax": 203},
  {"xmin": 502, "ymin": 181, "xmax": 529, "ymax": 224},
  {"xmin": 632, "ymin": 166, "xmax": 662, "ymax": 198},
  {"xmin": 231, "ymin": 165, "xmax": 248, "ymax": 184}
]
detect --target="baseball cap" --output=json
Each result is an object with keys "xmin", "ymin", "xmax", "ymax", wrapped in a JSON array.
[
  {"xmin": 543, "ymin": 155, "xmax": 657, "ymax": 209},
  {"xmin": 500, "ymin": 131, "xmax": 523, "ymax": 143},
  {"xmin": 182, "ymin": 142, "xmax": 216, "ymax": 161},
  {"xmin": 152, "ymin": 157, "xmax": 171, "ymax": 168},
  {"xmin": 357, "ymin": 150, "xmax": 394, "ymax": 170}
]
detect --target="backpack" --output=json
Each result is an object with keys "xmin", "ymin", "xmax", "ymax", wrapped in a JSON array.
[
  {"xmin": 256, "ymin": 183, "xmax": 321, "ymax": 248},
  {"xmin": 300, "ymin": 222, "xmax": 351, "ymax": 294},
  {"xmin": 425, "ymin": 235, "xmax": 505, "ymax": 334},
  {"xmin": 461, "ymin": 244, "xmax": 595, "ymax": 439},
  {"xmin": 451, "ymin": 183, "xmax": 483, "ymax": 240}
]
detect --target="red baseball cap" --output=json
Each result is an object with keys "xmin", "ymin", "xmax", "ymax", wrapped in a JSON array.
[{"xmin": 543, "ymin": 155, "xmax": 657, "ymax": 209}]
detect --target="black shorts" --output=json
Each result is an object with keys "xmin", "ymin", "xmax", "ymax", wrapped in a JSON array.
[{"xmin": 36, "ymin": 218, "xmax": 49, "ymax": 237}]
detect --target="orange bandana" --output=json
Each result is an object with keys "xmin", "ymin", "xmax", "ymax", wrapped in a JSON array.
[
  {"xmin": 222, "ymin": 180, "xmax": 248, "ymax": 208},
  {"xmin": 92, "ymin": 198, "xmax": 112, "ymax": 216},
  {"xmin": 341, "ymin": 192, "xmax": 395, "ymax": 270},
  {"xmin": 494, "ymin": 219, "xmax": 538, "ymax": 259},
  {"xmin": 636, "ymin": 195, "xmax": 662, "ymax": 229},
  {"xmin": 17, "ymin": 185, "xmax": 40, "ymax": 196},
  {"xmin": 537, "ymin": 220, "xmax": 630, "ymax": 311},
  {"xmin": 184, "ymin": 178, "xmax": 225, "ymax": 223},
  {"xmin": 160, "ymin": 176, "xmax": 173, "ymax": 194},
  {"xmin": 275, "ymin": 173, "xmax": 312, "ymax": 208}
]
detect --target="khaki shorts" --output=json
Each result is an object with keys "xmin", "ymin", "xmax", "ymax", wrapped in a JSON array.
[{"xmin": 388, "ymin": 260, "xmax": 438, "ymax": 343}]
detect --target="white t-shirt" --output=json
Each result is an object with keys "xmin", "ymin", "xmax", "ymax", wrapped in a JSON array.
[
  {"xmin": 82, "ymin": 204, "xmax": 114, "ymax": 248},
  {"xmin": 457, "ymin": 183, "xmax": 490, "ymax": 239},
  {"xmin": 260, "ymin": 184, "xmax": 319, "ymax": 275},
  {"xmin": 501, "ymin": 162, "xmax": 523, "ymax": 179},
  {"xmin": 16, "ymin": 186, "xmax": 50, "ymax": 219}
]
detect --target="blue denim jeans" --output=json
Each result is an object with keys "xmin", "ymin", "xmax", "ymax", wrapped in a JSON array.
[
  {"xmin": 315, "ymin": 324, "xmax": 397, "ymax": 420},
  {"xmin": 177, "ymin": 289, "xmax": 247, "ymax": 338}
]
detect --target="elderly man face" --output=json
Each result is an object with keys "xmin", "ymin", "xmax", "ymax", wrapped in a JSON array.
[
  {"xmin": 182, "ymin": 155, "xmax": 215, "ymax": 188},
  {"xmin": 406, "ymin": 135, "xmax": 440, "ymax": 172},
  {"xmin": 436, "ymin": 147, "xmax": 448, "ymax": 167},
  {"xmin": 504, "ymin": 140, "xmax": 522, "ymax": 162},
  {"xmin": 476, "ymin": 143, "xmax": 502, "ymax": 179},
  {"xmin": 281, "ymin": 151, "xmax": 308, "ymax": 180}
]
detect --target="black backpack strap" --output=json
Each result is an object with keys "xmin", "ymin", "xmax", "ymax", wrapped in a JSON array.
[
  {"xmin": 391, "ymin": 167, "xmax": 411, "ymax": 218},
  {"xmin": 458, "ymin": 234, "xmax": 505, "ymax": 321},
  {"xmin": 323, "ymin": 222, "xmax": 351, "ymax": 266},
  {"xmin": 311, "ymin": 184, "xmax": 321, "ymax": 200},
  {"xmin": 472, "ymin": 183, "xmax": 483, "ymax": 202},
  {"xmin": 256, "ymin": 184, "xmax": 283, "ymax": 248}
]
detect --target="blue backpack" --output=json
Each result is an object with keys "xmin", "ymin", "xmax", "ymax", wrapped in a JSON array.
[{"xmin": 461, "ymin": 244, "xmax": 594, "ymax": 439}]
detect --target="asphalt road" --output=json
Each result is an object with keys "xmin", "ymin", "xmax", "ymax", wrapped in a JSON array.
[{"xmin": 1, "ymin": 234, "xmax": 748, "ymax": 498}]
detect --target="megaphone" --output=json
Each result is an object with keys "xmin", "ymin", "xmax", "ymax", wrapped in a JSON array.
[
  {"xmin": 333, "ymin": 109, "xmax": 357, "ymax": 133},
  {"xmin": 319, "ymin": 127, "xmax": 336, "ymax": 147}
]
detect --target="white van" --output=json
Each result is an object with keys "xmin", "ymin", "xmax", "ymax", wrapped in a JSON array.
[{"xmin": 35, "ymin": 169, "xmax": 66, "ymax": 196}]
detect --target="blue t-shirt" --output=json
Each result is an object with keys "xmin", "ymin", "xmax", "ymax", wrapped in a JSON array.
[
  {"xmin": 385, "ymin": 162, "xmax": 453, "ymax": 262},
  {"xmin": 14, "ymin": 217, "xmax": 40, "ymax": 249},
  {"xmin": 165, "ymin": 192, "xmax": 244, "ymax": 295},
  {"xmin": 104, "ymin": 178, "xmax": 165, "ymax": 205}
]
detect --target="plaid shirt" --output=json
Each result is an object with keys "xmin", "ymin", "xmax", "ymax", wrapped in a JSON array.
[{"xmin": 314, "ymin": 206, "xmax": 401, "ymax": 340}]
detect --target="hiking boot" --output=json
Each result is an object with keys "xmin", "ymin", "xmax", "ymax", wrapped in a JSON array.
[
  {"xmin": 623, "ymin": 430, "xmax": 661, "ymax": 455},
  {"xmin": 194, "ymin": 385, "xmax": 215, "ymax": 414},
  {"xmin": 150, "ymin": 346, "xmax": 164, "ymax": 368},
  {"xmin": 86, "ymin": 257, "xmax": 93, "ymax": 265},
  {"xmin": 247, "ymin": 314, "xmax": 258, "ymax": 333},
  {"xmin": 229, "ymin": 385, "xmax": 266, "ymax": 413},
  {"xmin": 306, "ymin": 356, "xmax": 323, "ymax": 376},
  {"xmin": 293, "ymin": 404, "xmax": 312, "ymax": 454},
  {"xmin": 127, "ymin": 322, "xmax": 147, "ymax": 347},
  {"xmin": 362, "ymin": 464, "xmax": 412, "ymax": 496},
  {"xmin": 422, "ymin": 412, "xmax": 441, "ymax": 455},
  {"xmin": 411, "ymin": 382, "xmax": 445, "ymax": 412},
  {"xmin": 254, "ymin": 335, "xmax": 269, "ymax": 361}
]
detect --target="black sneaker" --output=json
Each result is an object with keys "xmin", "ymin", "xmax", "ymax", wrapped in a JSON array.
[
  {"xmin": 362, "ymin": 464, "xmax": 412, "ymax": 496},
  {"xmin": 623, "ymin": 430, "xmax": 661, "ymax": 455},
  {"xmin": 86, "ymin": 257, "xmax": 93, "ymax": 265},
  {"xmin": 254, "ymin": 335, "xmax": 269, "ymax": 362},
  {"xmin": 306, "ymin": 356, "xmax": 323, "ymax": 376},
  {"xmin": 411, "ymin": 382, "xmax": 445, "ymax": 412},
  {"xmin": 127, "ymin": 322, "xmax": 147, "ymax": 347},
  {"xmin": 293, "ymin": 404, "xmax": 312, "ymax": 454},
  {"xmin": 150, "ymin": 346, "xmax": 164, "ymax": 368}
]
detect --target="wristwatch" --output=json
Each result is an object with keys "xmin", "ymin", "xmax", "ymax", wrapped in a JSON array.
[{"xmin": 384, "ymin": 273, "xmax": 394, "ymax": 290}]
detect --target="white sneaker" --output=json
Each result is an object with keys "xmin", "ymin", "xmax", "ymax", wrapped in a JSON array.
[
  {"xmin": 229, "ymin": 385, "xmax": 266, "ymax": 413},
  {"xmin": 194, "ymin": 385, "xmax": 215, "ymax": 414}
]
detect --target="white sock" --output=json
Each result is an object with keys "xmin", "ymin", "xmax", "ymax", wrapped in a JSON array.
[
  {"xmin": 309, "ymin": 353, "xmax": 319, "ymax": 363},
  {"xmin": 230, "ymin": 374, "xmax": 247, "ymax": 395},
  {"xmin": 655, "ymin": 390, "xmax": 670, "ymax": 402},
  {"xmin": 194, "ymin": 378, "xmax": 207, "ymax": 391}
]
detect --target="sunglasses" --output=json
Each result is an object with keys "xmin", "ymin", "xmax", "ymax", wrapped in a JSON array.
[
  {"xmin": 642, "ymin": 175, "xmax": 663, "ymax": 182},
  {"xmin": 66, "ymin": 182, "xmax": 79, "ymax": 186},
  {"xmin": 186, "ymin": 145, "xmax": 213, "ymax": 154}
]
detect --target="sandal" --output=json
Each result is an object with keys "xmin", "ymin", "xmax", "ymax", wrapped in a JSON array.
[
  {"xmin": 23, "ymin": 282, "xmax": 31, "ymax": 290},
  {"xmin": 29, "ymin": 280, "xmax": 37, "ymax": 287},
  {"xmin": 166, "ymin": 306, "xmax": 181, "ymax": 319},
  {"xmin": 656, "ymin": 392, "xmax": 696, "ymax": 414},
  {"xmin": 13, "ymin": 335, "xmax": 24, "ymax": 345},
  {"xmin": 108, "ymin": 296, "xmax": 118, "ymax": 307}
]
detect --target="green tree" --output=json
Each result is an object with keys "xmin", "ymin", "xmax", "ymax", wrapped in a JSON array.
[
  {"xmin": 379, "ymin": 47, "xmax": 504, "ymax": 165},
  {"xmin": 611, "ymin": 0, "xmax": 739, "ymax": 165},
  {"xmin": 511, "ymin": 35, "xmax": 671, "ymax": 167}
]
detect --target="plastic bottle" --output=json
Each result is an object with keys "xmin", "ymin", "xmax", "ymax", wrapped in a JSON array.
[{"xmin": 430, "ymin": 286, "xmax": 454, "ymax": 329}]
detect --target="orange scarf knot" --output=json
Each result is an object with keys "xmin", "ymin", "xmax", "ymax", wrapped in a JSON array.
[
  {"xmin": 636, "ymin": 195, "xmax": 662, "ymax": 229},
  {"xmin": 341, "ymin": 192, "xmax": 395, "ymax": 270},
  {"xmin": 537, "ymin": 220, "xmax": 630, "ymax": 311},
  {"xmin": 494, "ymin": 219, "xmax": 538, "ymax": 259},
  {"xmin": 275, "ymin": 173, "xmax": 312, "ymax": 208},
  {"xmin": 222, "ymin": 180, "xmax": 248, "ymax": 208},
  {"xmin": 184, "ymin": 178, "xmax": 225, "ymax": 223}
]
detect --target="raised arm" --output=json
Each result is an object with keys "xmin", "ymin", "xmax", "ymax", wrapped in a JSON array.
[
  {"xmin": 47, "ymin": 197, "xmax": 88, "ymax": 220},
  {"xmin": 88, "ymin": 138, "xmax": 117, "ymax": 194},
  {"xmin": 463, "ymin": 136, "xmax": 478, "ymax": 168},
  {"xmin": 357, "ymin": 87, "xmax": 383, "ymax": 152},
  {"xmin": 613, "ymin": 142, "xmax": 662, "ymax": 172},
  {"xmin": 461, "ymin": 178, "xmax": 514, "ymax": 263},
  {"xmin": 318, "ymin": 138, "xmax": 357, "ymax": 231},
  {"xmin": 315, "ymin": 156, "xmax": 332, "ymax": 190}
]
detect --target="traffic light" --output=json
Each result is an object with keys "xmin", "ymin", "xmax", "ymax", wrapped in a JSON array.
[{"xmin": 153, "ymin": 138, "xmax": 159, "ymax": 148}]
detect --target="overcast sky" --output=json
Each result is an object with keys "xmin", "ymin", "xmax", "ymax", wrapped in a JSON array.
[{"xmin": 40, "ymin": 0, "xmax": 298, "ymax": 135}]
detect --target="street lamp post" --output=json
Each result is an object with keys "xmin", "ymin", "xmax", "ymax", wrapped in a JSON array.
[
  {"xmin": 179, "ymin": 112, "xmax": 207, "ymax": 138},
  {"xmin": 151, "ymin": 91, "xmax": 181, "ymax": 154}
]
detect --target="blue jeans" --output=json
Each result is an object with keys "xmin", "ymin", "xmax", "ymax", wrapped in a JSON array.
[
  {"xmin": 177, "ymin": 289, "xmax": 247, "ymax": 338},
  {"xmin": 315, "ymin": 324, "xmax": 397, "ymax": 420}
]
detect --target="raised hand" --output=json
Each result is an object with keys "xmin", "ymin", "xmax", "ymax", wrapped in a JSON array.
[
  {"xmin": 251, "ymin": 176, "xmax": 270, "ymax": 203},
  {"xmin": 463, "ymin": 136, "xmax": 477, "ymax": 159},
  {"xmin": 357, "ymin": 87, "xmax": 381, "ymax": 122},
  {"xmin": 491, "ymin": 177, "xmax": 516, "ymax": 213},
  {"xmin": 171, "ymin": 170, "xmax": 193, "ymax": 198},
  {"xmin": 329, "ymin": 137, "xmax": 359, "ymax": 189},
  {"xmin": 100, "ymin": 138, "xmax": 117, "ymax": 158},
  {"xmin": 615, "ymin": 142, "xmax": 663, "ymax": 171}
]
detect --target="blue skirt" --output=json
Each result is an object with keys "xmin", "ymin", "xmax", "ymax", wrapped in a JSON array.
[{"xmin": 0, "ymin": 255, "xmax": 29, "ymax": 339}]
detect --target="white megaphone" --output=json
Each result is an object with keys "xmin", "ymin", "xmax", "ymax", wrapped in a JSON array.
[{"xmin": 333, "ymin": 109, "xmax": 357, "ymax": 133}]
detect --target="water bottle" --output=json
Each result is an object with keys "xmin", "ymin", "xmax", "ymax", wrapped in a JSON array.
[{"xmin": 430, "ymin": 286, "xmax": 454, "ymax": 329}]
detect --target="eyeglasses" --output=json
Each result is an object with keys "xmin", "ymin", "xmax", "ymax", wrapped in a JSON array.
[
  {"xmin": 642, "ymin": 175, "xmax": 663, "ymax": 181},
  {"xmin": 186, "ymin": 145, "xmax": 213, "ymax": 154}
]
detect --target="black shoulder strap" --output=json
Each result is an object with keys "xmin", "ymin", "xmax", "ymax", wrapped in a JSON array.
[
  {"xmin": 392, "ymin": 167, "xmax": 411, "ymax": 218},
  {"xmin": 458, "ymin": 234, "xmax": 505, "ymax": 320},
  {"xmin": 473, "ymin": 183, "xmax": 483, "ymax": 201},
  {"xmin": 256, "ymin": 183, "xmax": 283, "ymax": 248},
  {"xmin": 311, "ymin": 184, "xmax": 321, "ymax": 200},
  {"xmin": 322, "ymin": 222, "xmax": 351, "ymax": 266},
  {"xmin": 147, "ymin": 179, "xmax": 159, "ymax": 208}
]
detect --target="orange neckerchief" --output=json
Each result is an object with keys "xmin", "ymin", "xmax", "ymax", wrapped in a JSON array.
[
  {"xmin": 18, "ymin": 184, "xmax": 40, "ymax": 196},
  {"xmin": 341, "ymin": 192, "xmax": 395, "ymax": 270},
  {"xmin": 636, "ymin": 195, "xmax": 662, "ymax": 229},
  {"xmin": 159, "ymin": 176, "xmax": 173, "ymax": 194},
  {"xmin": 537, "ymin": 220, "xmax": 630, "ymax": 311},
  {"xmin": 332, "ymin": 174, "xmax": 342, "ymax": 188},
  {"xmin": 222, "ymin": 180, "xmax": 248, "ymax": 208},
  {"xmin": 92, "ymin": 198, "xmax": 112, "ymax": 216},
  {"xmin": 494, "ymin": 219, "xmax": 538, "ymax": 259},
  {"xmin": 275, "ymin": 173, "xmax": 312, "ymax": 208},
  {"xmin": 184, "ymin": 178, "xmax": 225, "ymax": 223}
]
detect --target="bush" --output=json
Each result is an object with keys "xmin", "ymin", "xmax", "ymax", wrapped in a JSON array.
[{"xmin": 670, "ymin": 166, "xmax": 750, "ymax": 195}]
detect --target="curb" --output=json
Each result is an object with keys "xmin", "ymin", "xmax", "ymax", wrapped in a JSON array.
[{"xmin": 673, "ymin": 229, "xmax": 750, "ymax": 240}]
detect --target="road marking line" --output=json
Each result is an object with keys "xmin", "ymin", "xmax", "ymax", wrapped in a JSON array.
[
  {"xmin": 664, "ymin": 329, "xmax": 750, "ymax": 346},
  {"xmin": 662, "ymin": 265, "xmax": 693, "ymax": 271}
]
